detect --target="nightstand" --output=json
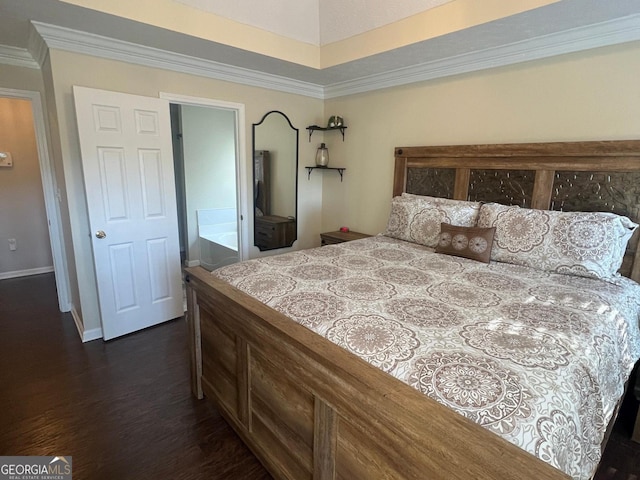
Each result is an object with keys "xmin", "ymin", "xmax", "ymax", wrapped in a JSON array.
[
  {"xmin": 255, "ymin": 215, "xmax": 296, "ymax": 251},
  {"xmin": 320, "ymin": 230, "xmax": 371, "ymax": 246}
]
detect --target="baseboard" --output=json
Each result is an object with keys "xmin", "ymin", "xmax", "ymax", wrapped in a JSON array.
[
  {"xmin": 70, "ymin": 306, "xmax": 103, "ymax": 343},
  {"xmin": 0, "ymin": 265, "xmax": 54, "ymax": 280},
  {"xmin": 82, "ymin": 327, "xmax": 103, "ymax": 343},
  {"xmin": 185, "ymin": 260, "xmax": 201, "ymax": 267},
  {"xmin": 70, "ymin": 307, "xmax": 83, "ymax": 339}
]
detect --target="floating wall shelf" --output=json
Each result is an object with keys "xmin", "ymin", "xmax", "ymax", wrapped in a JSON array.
[
  {"xmin": 306, "ymin": 125, "xmax": 347, "ymax": 142},
  {"xmin": 306, "ymin": 166, "xmax": 346, "ymax": 181}
]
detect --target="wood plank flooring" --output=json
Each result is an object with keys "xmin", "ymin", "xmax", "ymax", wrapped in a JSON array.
[
  {"xmin": 0, "ymin": 272, "xmax": 638, "ymax": 479},
  {"xmin": 0, "ymin": 273, "xmax": 271, "ymax": 479}
]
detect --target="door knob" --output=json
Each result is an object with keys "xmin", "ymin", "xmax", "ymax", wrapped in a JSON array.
[{"xmin": 95, "ymin": 230, "xmax": 107, "ymax": 239}]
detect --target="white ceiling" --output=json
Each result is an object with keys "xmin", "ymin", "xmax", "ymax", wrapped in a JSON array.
[
  {"xmin": 174, "ymin": 0, "xmax": 452, "ymax": 45},
  {"xmin": 175, "ymin": 0, "xmax": 320, "ymax": 45},
  {"xmin": 318, "ymin": 0, "xmax": 453, "ymax": 45},
  {"xmin": 0, "ymin": 0, "xmax": 639, "ymax": 94}
]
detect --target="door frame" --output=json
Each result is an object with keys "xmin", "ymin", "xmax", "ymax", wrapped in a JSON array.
[
  {"xmin": 0, "ymin": 87, "xmax": 71, "ymax": 311},
  {"xmin": 159, "ymin": 92, "xmax": 249, "ymax": 262}
]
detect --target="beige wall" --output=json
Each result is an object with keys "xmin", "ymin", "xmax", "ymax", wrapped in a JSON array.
[
  {"xmin": 46, "ymin": 48, "xmax": 324, "ymax": 333},
  {"xmin": 323, "ymin": 41, "xmax": 640, "ymax": 236},
  {"xmin": 0, "ymin": 97, "xmax": 53, "ymax": 275},
  {"xmin": 20, "ymin": 37, "xmax": 640, "ymax": 337}
]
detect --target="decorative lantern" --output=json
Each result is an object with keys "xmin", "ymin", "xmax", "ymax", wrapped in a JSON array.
[{"xmin": 315, "ymin": 143, "xmax": 329, "ymax": 167}]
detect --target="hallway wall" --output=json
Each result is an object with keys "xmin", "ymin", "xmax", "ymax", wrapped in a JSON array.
[{"xmin": 0, "ymin": 97, "xmax": 53, "ymax": 278}]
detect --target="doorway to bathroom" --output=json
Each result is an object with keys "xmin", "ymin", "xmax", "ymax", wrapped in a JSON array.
[{"xmin": 164, "ymin": 94, "xmax": 248, "ymax": 272}]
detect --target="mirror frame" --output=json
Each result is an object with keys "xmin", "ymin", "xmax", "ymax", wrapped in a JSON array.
[{"xmin": 252, "ymin": 110, "xmax": 299, "ymax": 251}]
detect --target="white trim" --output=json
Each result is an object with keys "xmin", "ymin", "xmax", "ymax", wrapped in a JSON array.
[
  {"xmin": 28, "ymin": 22, "xmax": 49, "ymax": 67},
  {"xmin": 71, "ymin": 307, "xmax": 83, "ymax": 339},
  {"xmin": 161, "ymin": 92, "xmax": 245, "ymax": 112},
  {"xmin": 0, "ymin": 88, "xmax": 72, "ymax": 312},
  {"xmin": 234, "ymin": 104, "xmax": 249, "ymax": 262},
  {"xmin": 159, "ymin": 92, "xmax": 250, "ymax": 263},
  {"xmin": 32, "ymin": 22, "xmax": 324, "ymax": 99},
  {"xmin": 324, "ymin": 14, "xmax": 640, "ymax": 98},
  {"xmin": 70, "ymin": 306, "xmax": 103, "ymax": 342},
  {"xmin": 30, "ymin": 14, "xmax": 640, "ymax": 100},
  {"xmin": 185, "ymin": 259, "xmax": 201, "ymax": 268},
  {"xmin": 0, "ymin": 266, "xmax": 54, "ymax": 280},
  {"xmin": 0, "ymin": 45, "xmax": 39, "ymax": 69},
  {"xmin": 82, "ymin": 327, "xmax": 103, "ymax": 343}
]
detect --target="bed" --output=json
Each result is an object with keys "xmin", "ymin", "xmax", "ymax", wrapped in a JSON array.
[{"xmin": 184, "ymin": 140, "xmax": 640, "ymax": 480}]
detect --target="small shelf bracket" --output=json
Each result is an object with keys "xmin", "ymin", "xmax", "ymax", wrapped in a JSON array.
[
  {"xmin": 306, "ymin": 126, "xmax": 347, "ymax": 142},
  {"xmin": 306, "ymin": 166, "xmax": 346, "ymax": 181}
]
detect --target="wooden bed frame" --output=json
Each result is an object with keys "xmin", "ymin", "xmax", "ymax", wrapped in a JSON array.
[{"xmin": 185, "ymin": 140, "xmax": 640, "ymax": 480}]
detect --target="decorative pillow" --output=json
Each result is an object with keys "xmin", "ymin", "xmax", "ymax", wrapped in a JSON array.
[
  {"xmin": 435, "ymin": 223, "xmax": 496, "ymax": 263},
  {"xmin": 477, "ymin": 202, "xmax": 638, "ymax": 280},
  {"xmin": 384, "ymin": 194, "xmax": 481, "ymax": 248}
]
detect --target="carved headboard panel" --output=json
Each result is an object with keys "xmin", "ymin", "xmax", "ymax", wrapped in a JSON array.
[{"xmin": 393, "ymin": 141, "xmax": 640, "ymax": 282}]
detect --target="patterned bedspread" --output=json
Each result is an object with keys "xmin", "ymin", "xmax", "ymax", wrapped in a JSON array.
[{"xmin": 212, "ymin": 235, "xmax": 640, "ymax": 480}]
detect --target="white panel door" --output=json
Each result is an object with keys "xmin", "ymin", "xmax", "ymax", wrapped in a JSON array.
[{"xmin": 74, "ymin": 86, "xmax": 183, "ymax": 340}]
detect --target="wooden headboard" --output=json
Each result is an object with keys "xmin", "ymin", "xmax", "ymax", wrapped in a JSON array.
[{"xmin": 393, "ymin": 140, "xmax": 640, "ymax": 282}]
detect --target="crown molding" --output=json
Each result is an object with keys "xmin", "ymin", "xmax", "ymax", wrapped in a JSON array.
[
  {"xmin": 27, "ymin": 13, "xmax": 640, "ymax": 100},
  {"xmin": 28, "ymin": 23, "xmax": 49, "ymax": 67},
  {"xmin": 30, "ymin": 22, "xmax": 325, "ymax": 99},
  {"xmin": 0, "ymin": 44, "xmax": 39, "ymax": 69},
  {"xmin": 324, "ymin": 14, "xmax": 640, "ymax": 98}
]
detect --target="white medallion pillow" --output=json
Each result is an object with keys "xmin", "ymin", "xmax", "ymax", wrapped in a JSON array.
[
  {"xmin": 477, "ymin": 202, "xmax": 638, "ymax": 280},
  {"xmin": 384, "ymin": 194, "xmax": 481, "ymax": 248}
]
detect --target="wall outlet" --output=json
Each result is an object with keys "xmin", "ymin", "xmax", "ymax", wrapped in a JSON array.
[
  {"xmin": 8, "ymin": 238, "xmax": 16, "ymax": 251},
  {"xmin": 0, "ymin": 152, "xmax": 13, "ymax": 167}
]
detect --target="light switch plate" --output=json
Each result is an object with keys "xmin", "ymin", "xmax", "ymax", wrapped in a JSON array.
[{"xmin": 0, "ymin": 152, "xmax": 13, "ymax": 167}]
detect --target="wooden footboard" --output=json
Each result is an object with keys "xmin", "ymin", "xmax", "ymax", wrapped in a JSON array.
[
  {"xmin": 633, "ymin": 366, "xmax": 640, "ymax": 443},
  {"xmin": 184, "ymin": 266, "xmax": 568, "ymax": 480}
]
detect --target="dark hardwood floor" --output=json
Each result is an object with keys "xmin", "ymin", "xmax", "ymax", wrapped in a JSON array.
[
  {"xmin": 0, "ymin": 272, "xmax": 638, "ymax": 479},
  {"xmin": 0, "ymin": 273, "xmax": 271, "ymax": 479},
  {"xmin": 598, "ymin": 385, "xmax": 640, "ymax": 480}
]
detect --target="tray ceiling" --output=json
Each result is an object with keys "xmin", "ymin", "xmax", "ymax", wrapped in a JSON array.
[
  {"xmin": 0, "ymin": 0, "xmax": 638, "ymax": 98},
  {"xmin": 174, "ymin": 0, "xmax": 453, "ymax": 45}
]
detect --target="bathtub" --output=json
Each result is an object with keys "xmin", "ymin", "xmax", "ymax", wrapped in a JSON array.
[
  {"xmin": 199, "ymin": 222, "xmax": 238, "ymax": 252},
  {"xmin": 197, "ymin": 209, "xmax": 239, "ymax": 271}
]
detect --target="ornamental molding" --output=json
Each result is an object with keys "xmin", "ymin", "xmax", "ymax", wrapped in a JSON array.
[{"xmin": 5, "ymin": 14, "xmax": 637, "ymax": 99}]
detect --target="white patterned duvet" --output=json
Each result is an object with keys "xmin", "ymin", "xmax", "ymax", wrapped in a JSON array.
[{"xmin": 212, "ymin": 235, "xmax": 640, "ymax": 480}]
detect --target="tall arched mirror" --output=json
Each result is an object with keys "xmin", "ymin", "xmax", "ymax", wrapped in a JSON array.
[{"xmin": 253, "ymin": 111, "xmax": 298, "ymax": 251}]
